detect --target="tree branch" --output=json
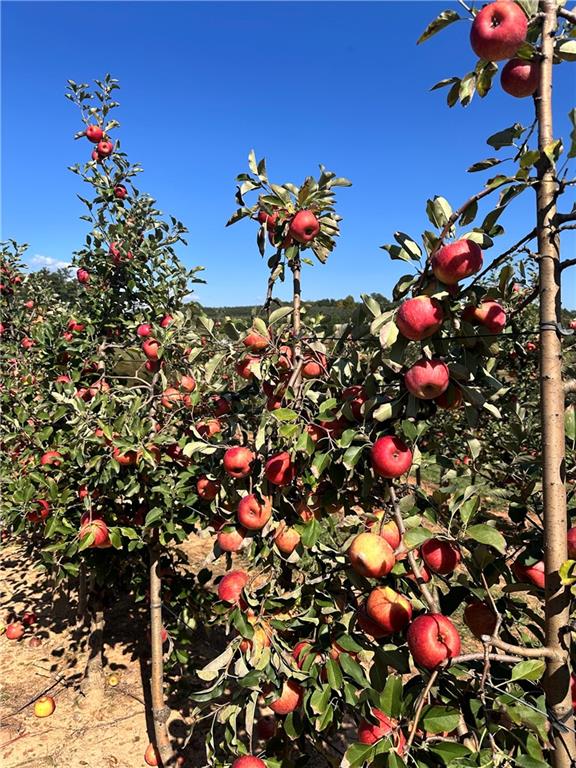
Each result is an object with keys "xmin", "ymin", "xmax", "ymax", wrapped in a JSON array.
[
  {"xmin": 406, "ymin": 671, "xmax": 438, "ymax": 751},
  {"xmin": 481, "ymin": 635, "xmax": 566, "ymax": 661},
  {"xmin": 558, "ymin": 6, "xmax": 576, "ymax": 24},
  {"xmin": 388, "ymin": 483, "xmax": 440, "ymax": 613}
]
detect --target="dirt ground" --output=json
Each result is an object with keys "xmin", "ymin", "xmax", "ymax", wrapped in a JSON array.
[{"xmin": 0, "ymin": 535, "xmax": 226, "ymax": 768}]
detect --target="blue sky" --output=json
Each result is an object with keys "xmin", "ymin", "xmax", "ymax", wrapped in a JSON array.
[{"xmin": 2, "ymin": 1, "xmax": 575, "ymax": 308}]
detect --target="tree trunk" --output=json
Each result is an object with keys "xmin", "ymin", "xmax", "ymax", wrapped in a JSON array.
[
  {"xmin": 536, "ymin": 3, "xmax": 576, "ymax": 766},
  {"xmin": 287, "ymin": 256, "xmax": 303, "ymax": 394},
  {"xmin": 149, "ymin": 536, "xmax": 173, "ymax": 766},
  {"xmin": 77, "ymin": 588, "xmax": 105, "ymax": 712}
]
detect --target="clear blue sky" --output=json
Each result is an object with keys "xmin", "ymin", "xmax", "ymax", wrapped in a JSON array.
[{"xmin": 2, "ymin": 1, "xmax": 575, "ymax": 308}]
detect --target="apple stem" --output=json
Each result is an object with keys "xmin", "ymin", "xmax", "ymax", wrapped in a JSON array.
[{"xmin": 536, "ymin": 2, "xmax": 576, "ymax": 765}]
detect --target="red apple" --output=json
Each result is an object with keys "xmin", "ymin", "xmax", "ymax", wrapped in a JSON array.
[
  {"xmin": 237, "ymin": 494, "xmax": 273, "ymax": 530},
  {"xmin": 236, "ymin": 355, "xmax": 260, "ymax": 380},
  {"xmin": 463, "ymin": 601, "xmax": 498, "ymax": 639},
  {"xmin": 267, "ymin": 679, "xmax": 303, "ymax": 715},
  {"xmin": 79, "ymin": 518, "xmax": 111, "ymax": 548},
  {"xmin": 568, "ymin": 527, "xmax": 576, "ymax": 559},
  {"xmin": 218, "ymin": 570, "xmax": 249, "ymax": 604},
  {"xmin": 366, "ymin": 586, "xmax": 412, "ymax": 635},
  {"xmin": 256, "ymin": 715, "xmax": 277, "ymax": 739},
  {"xmin": 501, "ymin": 58, "xmax": 540, "ymax": 97},
  {"xmin": 142, "ymin": 339, "xmax": 160, "ymax": 360},
  {"xmin": 21, "ymin": 337, "xmax": 35, "ymax": 350},
  {"xmin": 470, "ymin": 1, "xmax": 528, "ymax": 62},
  {"xmin": 160, "ymin": 314, "xmax": 173, "ymax": 328},
  {"xmin": 21, "ymin": 611, "xmax": 36, "ymax": 627},
  {"xmin": 266, "ymin": 212, "xmax": 293, "ymax": 249},
  {"xmin": 274, "ymin": 522, "xmax": 301, "ymax": 555},
  {"xmin": 407, "ymin": 614, "xmax": 461, "ymax": 669},
  {"xmin": 264, "ymin": 451, "xmax": 295, "ymax": 486},
  {"xmin": 356, "ymin": 602, "xmax": 389, "ymax": 639},
  {"xmin": 289, "ymin": 210, "xmax": 320, "ymax": 243},
  {"xmin": 396, "ymin": 296, "xmax": 444, "ymax": 341},
  {"xmin": 27, "ymin": 499, "xmax": 50, "ymax": 523},
  {"xmin": 217, "ymin": 526, "xmax": 246, "ymax": 552},
  {"xmin": 76, "ymin": 268, "xmax": 90, "ymax": 284},
  {"xmin": 462, "ymin": 300, "xmax": 507, "ymax": 334},
  {"xmin": 180, "ymin": 374, "xmax": 196, "ymax": 392},
  {"xmin": 342, "ymin": 385, "xmax": 368, "ymax": 420},
  {"xmin": 512, "ymin": 558, "xmax": 545, "ymax": 588},
  {"xmin": 232, "ymin": 756, "xmax": 267, "ymax": 768},
  {"xmin": 197, "ymin": 477, "xmax": 220, "ymax": 501},
  {"xmin": 40, "ymin": 450, "xmax": 62, "ymax": 467},
  {"xmin": 137, "ymin": 323, "xmax": 152, "ymax": 337},
  {"xmin": 243, "ymin": 328, "xmax": 270, "ymax": 351},
  {"xmin": 302, "ymin": 353, "xmax": 327, "ymax": 379},
  {"xmin": 421, "ymin": 538, "xmax": 461, "ymax": 575},
  {"xmin": 358, "ymin": 709, "xmax": 406, "ymax": 754},
  {"xmin": 404, "ymin": 359, "xmax": 450, "ymax": 400},
  {"xmin": 114, "ymin": 184, "xmax": 128, "ymax": 199},
  {"xmin": 5, "ymin": 622, "xmax": 25, "ymax": 640},
  {"xmin": 161, "ymin": 387, "xmax": 182, "ymax": 409},
  {"xmin": 196, "ymin": 418, "xmax": 222, "ymax": 438},
  {"xmin": 371, "ymin": 436, "xmax": 412, "ymax": 478},
  {"xmin": 96, "ymin": 140, "xmax": 114, "ymax": 158},
  {"xmin": 223, "ymin": 446, "xmax": 255, "ymax": 479},
  {"xmin": 434, "ymin": 386, "xmax": 463, "ymax": 410},
  {"xmin": 112, "ymin": 447, "xmax": 138, "ymax": 466},
  {"xmin": 431, "ymin": 239, "xmax": 483, "ymax": 285},
  {"xmin": 348, "ymin": 532, "xmax": 395, "ymax": 578},
  {"xmin": 85, "ymin": 125, "xmax": 103, "ymax": 143},
  {"xmin": 369, "ymin": 515, "xmax": 402, "ymax": 550},
  {"xmin": 144, "ymin": 743, "xmax": 160, "ymax": 766}
]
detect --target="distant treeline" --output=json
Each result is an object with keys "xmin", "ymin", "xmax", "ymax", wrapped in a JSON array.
[{"xmin": 204, "ymin": 293, "xmax": 395, "ymax": 327}]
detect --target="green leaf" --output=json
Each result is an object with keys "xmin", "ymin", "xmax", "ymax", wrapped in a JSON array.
[
  {"xmin": 343, "ymin": 444, "xmax": 365, "ymax": 470},
  {"xmin": 309, "ymin": 684, "xmax": 331, "ymax": 715},
  {"xmin": 487, "ymin": 123, "xmax": 525, "ymax": 150},
  {"xmin": 467, "ymin": 158, "xmax": 503, "ymax": 173},
  {"xmin": 196, "ymin": 645, "xmax": 235, "ymax": 682},
  {"xmin": 429, "ymin": 742, "xmax": 472, "ymax": 764},
  {"xmin": 404, "ymin": 528, "xmax": 433, "ymax": 549},
  {"xmin": 568, "ymin": 108, "xmax": 576, "ymax": 159},
  {"xmin": 420, "ymin": 705, "xmax": 461, "ymax": 734},
  {"xmin": 557, "ymin": 40, "xmax": 576, "ymax": 61},
  {"xmin": 379, "ymin": 675, "xmax": 402, "ymax": 718},
  {"xmin": 339, "ymin": 652, "xmax": 369, "ymax": 687},
  {"xmin": 565, "ymin": 405, "xmax": 576, "ymax": 443},
  {"xmin": 426, "ymin": 196, "xmax": 452, "ymax": 229},
  {"xmin": 342, "ymin": 742, "xmax": 374, "ymax": 768},
  {"xmin": 417, "ymin": 9, "xmax": 460, "ymax": 44},
  {"xmin": 361, "ymin": 293, "xmax": 382, "ymax": 317},
  {"xmin": 268, "ymin": 305, "xmax": 293, "ymax": 324},
  {"xmin": 373, "ymin": 402, "xmax": 394, "ymax": 422},
  {"xmin": 326, "ymin": 658, "xmax": 343, "ymax": 690},
  {"xmin": 510, "ymin": 660, "xmax": 545, "ymax": 681},
  {"xmin": 466, "ymin": 523, "xmax": 506, "ymax": 553},
  {"xmin": 393, "ymin": 232, "xmax": 421, "ymax": 259},
  {"xmin": 272, "ymin": 408, "xmax": 298, "ymax": 422}
]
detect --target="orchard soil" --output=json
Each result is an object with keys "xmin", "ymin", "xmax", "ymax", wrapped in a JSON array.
[{"xmin": 0, "ymin": 535, "xmax": 232, "ymax": 768}]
